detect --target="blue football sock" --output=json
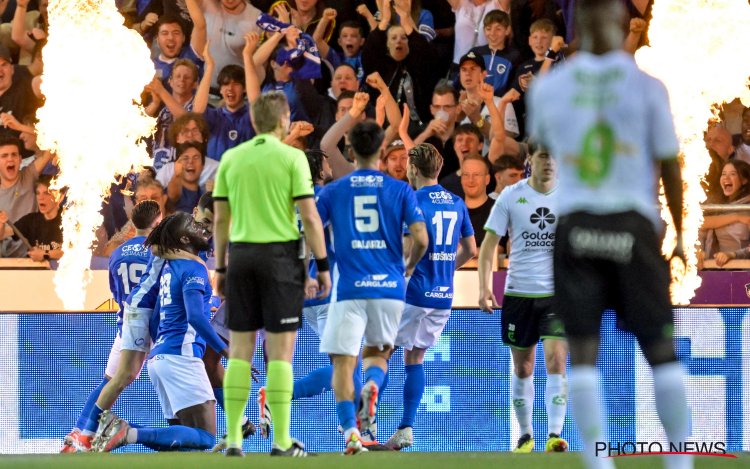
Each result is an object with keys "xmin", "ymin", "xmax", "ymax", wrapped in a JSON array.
[
  {"xmin": 292, "ymin": 365, "xmax": 333, "ymax": 399},
  {"xmin": 364, "ymin": 366, "xmax": 386, "ymax": 389},
  {"xmin": 213, "ymin": 387, "xmax": 225, "ymax": 411},
  {"xmin": 336, "ymin": 401, "xmax": 357, "ymax": 432},
  {"xmin": 76, "ymin": 378, "xmax": 109, "ymax": 431},
  {"xmin": 399, "ymin": 364, "xmax": 425, "ymax": 429},
  {"xmin": 82, "ymin": 404, "xmax": 105, "ymax": 435},
  {"xmin": 136, "ymin": 426, "xmax": 214, "ymax": 451},
  {"xmin": 353, "ymin": 360, "xmax": 363, "ymax": 409}
]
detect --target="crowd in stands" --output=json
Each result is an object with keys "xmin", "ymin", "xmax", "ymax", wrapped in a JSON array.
[{"xmin": 0, "ymin": 0, "xmax": 746, "ymax": 268}]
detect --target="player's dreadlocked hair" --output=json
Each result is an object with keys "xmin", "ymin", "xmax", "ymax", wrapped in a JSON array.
[
  {"xmin": 408, "ymin": 143, "xmax": 443, "ymax": 179},
  {"xmin": 305, "ymin": 149, "xmax": 328, "ymax": 183},
  {"xmin": 131, "ymin": 200, "xmax": 161, "ymax": 231},
  {"xmin": 145, "ymin": 212, "xmax": 193, "ymax": 256}
]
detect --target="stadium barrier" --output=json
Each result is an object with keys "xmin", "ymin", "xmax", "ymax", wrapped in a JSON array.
[{"xmin": 1, "ymin": 304, "xmax": 748, "ymax": 454}]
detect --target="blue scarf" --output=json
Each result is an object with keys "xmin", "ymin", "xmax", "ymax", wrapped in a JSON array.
[{"xmin": 256, "ymin": 13, "xmax": 322, "ymax": 80}]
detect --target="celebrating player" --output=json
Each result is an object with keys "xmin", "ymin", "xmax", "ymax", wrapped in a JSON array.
[
  {"xmin": 384, "ymin": 143, "xmax": 476, "ymax": 450},
  {"xmin": 94, "ymin": 212, "xmax": 228, "ymax": 452},
  {"xmin": 316, "ymin": 121, "xmax": 428, "ymax": 454},
  {"xmin": 478, "ymin": 147, "xmax": 569, "ymax": 453},
  {"xmin": 61, "ymin": 201, "xmax": 162, "ymax": 452},
  {"xmin": 527, "ymin": 0, "xmax": 691, "ymax": 468}
]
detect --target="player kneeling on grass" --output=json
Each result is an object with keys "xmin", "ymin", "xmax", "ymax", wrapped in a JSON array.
[
  {"xmin": 478, "ymin": 147, "xmax": 569, "ymax": 453},
  {"xmin": 94, "ymin": 212, "xmax": 229, "ymax": 452}
]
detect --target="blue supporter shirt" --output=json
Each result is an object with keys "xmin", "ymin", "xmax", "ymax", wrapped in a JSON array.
[
  {"xmin": 405, "ymin": 185, "xmax": 474, "ymax": 309},
  {"xmin": 469, "ymin": 44, "xmax": 521, "ymax": 96},
  {"xmin": 316, "ymin": 169, "xmax": 424, "ymax": 301},
  {"xmin": 204, "ymin": 105, "xmax": 255, "ymax": 161},
  {"xmin": 108, "ymin": 236, "xmax": 151, "ymax": 335},
  {"xmin": 153, "ymin": 46, "xmax": 204, "ymax": 86},
  {"xmin": 149, "ymin": 259, "xmax": 218, "ymax": 358},
  {"xmin": 304, "ymin": 185, "xmax": 336, "ymax": 308}
]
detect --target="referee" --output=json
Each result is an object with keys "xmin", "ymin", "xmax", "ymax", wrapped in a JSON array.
[
  {"xmin": 527, "ymin": 1, "xmax": 690, "ymax": 469},
  {"xmin": 212, "ymin": 91, "xmax": 331, "ymax": 458}
]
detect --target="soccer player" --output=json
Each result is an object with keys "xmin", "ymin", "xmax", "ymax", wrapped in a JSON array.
[
  {"xmin": 316, "ymin": 121, "xmax": 429, "ymax": 454},
  {"xmin": 213, "ymin": 91, "xmax": 330, "ymax": 458},
  {"xmin": 61, "ymin": 200, "xmax": 162, "ymax": 452},
  {"xmin": 527, "ymin": 1, "xmax": 691, "ymax": 468},
  {"xmin": 478, "ymin": 147, "xmax": 569, "ymax": 453},
  {"xmin": 94, "ymin": 212, "xmax": 228, "ymax": 452},
  {"xmin": 385, "ymin": 143, "xmax": 476, "ymax": 450}
]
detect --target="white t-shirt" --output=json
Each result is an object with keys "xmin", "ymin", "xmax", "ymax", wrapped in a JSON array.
[
  {"xmin": 528, "ymin": 50, "xmax": 680, "ymax": 230},
  {"xmin": 452, "ymin": 0, "xmax": 508, "ymax": 64},
  {"xmin": 485, "ymin": 179, "xmax": 556, "ymax": 295},
  {"xmin": 203, "ymin": 0, "xmax": 262, "ymax": 88}
]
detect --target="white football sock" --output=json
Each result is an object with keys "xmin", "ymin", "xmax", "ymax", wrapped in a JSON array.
[
  {"xmin": 545, "ymin": 373, "xmax": 568, "ymax": 435},
  {"xmin": 653, "ymin": 362, "xmax": 693, "ymax": 469},
  {"xmin": 512, "ymin": 374, "xmax": 534, "ymax": 437}
]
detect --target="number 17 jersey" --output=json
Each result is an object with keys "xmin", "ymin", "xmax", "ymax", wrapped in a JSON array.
[{"xmin": 316, "ymin": 169, "xmax": 424, "ymax": 301}]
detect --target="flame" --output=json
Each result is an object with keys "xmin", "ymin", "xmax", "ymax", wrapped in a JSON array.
[
  {"xmin": 635, "ymin": 0, "xmax": 750, "ymax": 305},
  {"xmin": 36, "ymin": 0, "xmax": 155, "ymax": 309}
]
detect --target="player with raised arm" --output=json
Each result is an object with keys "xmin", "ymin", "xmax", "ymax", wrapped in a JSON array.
[
  {"xmin": 94, "ymin": 212, "xmax": 229, "ymax": 452},
  {"xmin": 384, "ymin": 143, "xmax": 477, "ymax": 450},
  {"xmin": 478, "ymin": 147, "xmax": 569, "ymax": 454},
  {"xmin": 527, "ymin": 1, "xmax": 691, "ymax": 468},
  {"xmin": 61, "ymin": 201, "xmax": 162, "ymax": 453},
  {"xmin": 316, "ymin": 121, "xmax": 429, "ymax": 454}
]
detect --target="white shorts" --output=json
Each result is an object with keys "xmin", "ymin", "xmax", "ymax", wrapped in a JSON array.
[
  {"xmin": 303, "ymin": 304, "xmax": 330, "ymax": 337},
  {"xmin": 147, "ymin": 354, "xmax": 215, "ymax": 419},
  {"xmin": 120, "ymin": 304, "xmax": 152, "ymax": 353},
  {"xmin": 320, "ymin": 299, "xmax": 404, "ymax": 356},
  {"xmin": 105, "ymin": 333, "xmax": 148, "ymax": 379},
  {"xmin": 395, "ymin": 304, "xmax": 451, "ymax": 350}
]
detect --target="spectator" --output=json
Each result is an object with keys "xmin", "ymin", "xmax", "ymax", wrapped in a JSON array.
[
  {"xmin": 156, "ymin": 112, "xmax": 218, "ymax": 190},
  {"xmin": 701, "ymin": 160, "xmax": 750, "ymax": 258},
  {"xmin": 147, "ymin": 58, "xmax": 200, "ymax": 170},
  {"xmin": 447, "ymin": 0, "xmax": 511, "ymax": 74},
  {"xmin": 362, "ymin": 0, "xmax": 437, "ymax": 131},
  {"xmin": 489, "ymin": 154, "xmax": 524, "ymax": 199},
  {"xmin": 0, "ymin": 135, "xmax": 50, "ymax": 222},
  {"xmin": 704, "ymin": 125, "xmax": 735, "ymax": 202},
  {"xmin": 438, "ymin": 123, "xmax": 484, "ymax": 198},
  {"xmin": 733, "ymin": 107, "xmax": 750, "ymax": 164},
  {"xmin": 324, "ymin": 20, "xmax": 366, "ymax": 83},
  {"xmin": 10, "ymin": 0, "xmax": 47, "ymax": 67},
  {"xmin": 457, "ymin": 52, "xmax": 519, "ymax": 146},
  {"xmin": 2, "ymin": 176, "xmax": 63, "ymax": 261},
  {"xmin": 151, "ymin": 14, "xmax": 204, "ymax": 85},
  {"xmin": 328, "ymin": 63, "xmax": 360, "ymax": 100},
  {"xmin": 270, "ymin": 0, "xmax": 335, "ymax": 40},
  {"xmin": 320, "ymin": 91, "xmax": 370, "ymax": 179},
  {"xmin": 412, "ymin": 81, "xmax": 461, "ymax": 178},
  {"xmin": 192, "ymin": 0, "xmax": 262, "ymax": 90},
  {"xmin": 0, "ymin": 43, "xmax": 41, "ymax": 140},
  {"xmin": 468, "ymin": 9, "xmax": 521, "ymax": 96},
  {"xmin": 380, "ymin": 140, "xmax": 408, "ymax": 181},
  {"xmin": 166, "ymin": 141, "xmax": 206, "ymax": 214},
  {"xmin": 460, "ymin": 154, "xmax": 493, "ymax": 247}
]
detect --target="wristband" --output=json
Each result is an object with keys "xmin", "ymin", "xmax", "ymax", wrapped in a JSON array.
[
  {"xmin": 315, "ymin": 257, "xmax": 330, "ymax": 272},
  {"xmin": 545, "ymin": 48, "xmax": 559, "ymax": 61},
  {"xmin": 215, "ymin": 267, "xmax": 227, "ymax": 274}
]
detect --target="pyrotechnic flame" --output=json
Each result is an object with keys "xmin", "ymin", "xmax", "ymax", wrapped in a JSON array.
[
  {"xmin": 36, "ymin": 0, "xmax": 155, "ymax": 309},
  {"xmin": 635, "ymin": 0, "xmax": 750, "ymax": 305}
]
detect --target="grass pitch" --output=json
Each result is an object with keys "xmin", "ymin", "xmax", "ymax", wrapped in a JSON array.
[{"xmin": 1, "ymin": 452, "xmax": 747, "ymax": 469}]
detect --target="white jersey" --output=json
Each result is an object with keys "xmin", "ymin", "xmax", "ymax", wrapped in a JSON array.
[
  {"xmin": 484, "ymin": 179, "xmax": 556, "ymax": 296},
  {"xmin": 527, "ymin": 50, "xmax": 679, "ymax": 230}
]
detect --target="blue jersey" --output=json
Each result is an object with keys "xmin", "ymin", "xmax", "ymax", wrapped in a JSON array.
[
  {"xmin": 304, "ymin": 185, "xmax": 336, "ymax": 308},
  {"xmin": 150, "ymin": 259, "xmax": 213, "ymax": 358},
  {"xmin": 204, "ymin": 105, "xmax": 255, "ymax": 161},
  {"xmin": 405, "ymin": 185, "xmax": 474, "ymax": 309},
  {"xmin": 316, "ymin": 169, "xmax": 424, "ymax": 301},
  {"xmin": 469, "ymin": 45, "xmax": 521, "ymax": 96},
  {"xmin": 108, "ymin": 236, "xmax": 151, "ymax": 334},
  {"xmin": 126, "ymin": 256, "xmax": 166, "ymax": 313}
]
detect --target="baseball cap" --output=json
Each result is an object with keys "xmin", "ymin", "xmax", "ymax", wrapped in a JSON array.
[
  {"xmin": 382, "ymin": 139, "xmax": 406, "ymax": 159},
  {"xmin": 458, "ymin": 51, "xmax": 485, "ymax": 71},
  {"xmin": 0, "ymin": 44, "xmax": 12, "ymax": 64}
]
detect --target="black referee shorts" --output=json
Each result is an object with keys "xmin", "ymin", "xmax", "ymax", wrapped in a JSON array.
[
  {"xmin": 226, "ymin": 241, "xmax": 305, "ymax": 333},
  {"xmin": 553, "ymin": 211, "xmax": 673, "ymax": 349}
]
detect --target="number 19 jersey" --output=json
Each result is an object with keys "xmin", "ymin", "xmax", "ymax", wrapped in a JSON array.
[
  {"xmin": 316, "ymin": 169, "xmax": 424, "ymax": 301},
  {"xmin": 108, "ymin": 235, "xmax": 151, "ymax": 334},
  {"xmin": 406, "ymin": 185, "xmax": 473, "ymax": 309}
]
